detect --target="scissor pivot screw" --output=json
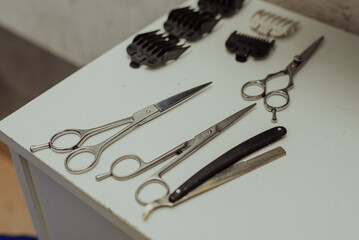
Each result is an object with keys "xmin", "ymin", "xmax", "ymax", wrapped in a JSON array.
[{"xmin": 293, "ymin": 55, "xmax": 303, "ymax": 63}]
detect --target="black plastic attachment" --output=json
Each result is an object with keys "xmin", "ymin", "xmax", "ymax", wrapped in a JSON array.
[
  {"xmin": 225, "ymin": 31, "xmax": 275, "ymax": 62},
  {"xmin": 164, "ymin": 7, "xmax": 220, "ymax": 41},
  {"xmin": 198, "ymin": 0, "xmax": 244, "ymax": 17},
  {"xmin": 126, "ymin": 30, "xmax": 190, "ymax": 68},
  {"xmin": 169, "ymin": 126, "xmax": 287, "ymax": 203}
]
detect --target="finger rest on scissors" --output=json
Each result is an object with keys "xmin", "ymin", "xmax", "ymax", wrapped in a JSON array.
[
  {"xmin": 95, "ymin": 172, "xmax": 112, "ymax": 181},
  {"xmin": 30, "ymin": 143, "xmax": 50, "ymax": 153}
]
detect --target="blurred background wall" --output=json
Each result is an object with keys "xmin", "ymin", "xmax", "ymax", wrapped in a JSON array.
[
  {"xmin": 0, "ymin": 0, "xmax": 358, "ymax": 66},
  {"xmin": 0, "ymin": 0, "xmax": 185, "ymax": 66}
]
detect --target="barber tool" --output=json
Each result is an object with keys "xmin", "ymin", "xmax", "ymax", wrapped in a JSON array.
[
  {"xmin": 30, "ymin": 82, "xmax": 212, "ymax": 174},
  {"xmin": 134, "ymin": 104, "xmax": 256, "ymax": 206},
  {"xmin": 241, "ymin": 36, "xmax": 324, "ymax": 123},
  {"xmin": 198, "ymin": 0, "xmax": 244, "ymax": 17},
  {"xmin": 127, "ymin": 0, "xmax": 244, "ymax": 68},
  {"xmin": 142, "ymin": 127, "xmax": 287, "ymax": 219},
  {"xmin": 126, "ymin": 30, "xmax": 190, "ymax": 68},
  {"xmin": 225, "ymin": 31, "xmax": 275, "ymax": 62},
  {"xmin": 126, "ymin": 7, "xmax": 219, "ymax": 68},
  {"xmin": 97, "ymin": 103, "xmax": 256, "ymax": 182},
  {"xmin": 250, "ymin": 10, "xmax": 299, "ymax": 38},
  {"xmin": 164, "ymin": 7, "xmax": 220, "ymax": 41}
]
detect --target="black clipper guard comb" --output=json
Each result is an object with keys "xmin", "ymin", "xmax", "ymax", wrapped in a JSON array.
[
  {"xmin": 225, "ymin": 31, "xmax": 275, "ymax": 62},
  {"xmin": 164, "ymin": 7, "xmax": 220, "ymax": 41},
  {"xmin": 198, "ymin": 0, "xmax": 244, "ymax": 17},
  {"xmin": 126, "ymin": 30, "xmax": 190, "ymax": 68}
]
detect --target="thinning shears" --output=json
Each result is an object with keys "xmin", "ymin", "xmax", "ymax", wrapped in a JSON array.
[
  {"xmin": 142, "ymin": 127, "xmax": 287, "ymax": 219},
  {"xmin": 132, "ymin": 104, "xmax": 257, "ymax": 206},
  {"xmin": 241, "ymin": 36, "xmax": 324, "ymax": 123},
  {"xmin": 30, "ymin": 82, "xmax": 212, "ymax": 174}
]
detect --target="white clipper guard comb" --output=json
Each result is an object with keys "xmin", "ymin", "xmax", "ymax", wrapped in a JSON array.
[{"xmin": 250, "ymin": 9, "xmax": 299, "ymax": 38}]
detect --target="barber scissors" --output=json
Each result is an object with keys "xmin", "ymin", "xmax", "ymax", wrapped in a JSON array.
[
  {"xmin": 96, "ymin": 103, "xmax": 256, "ymax": 182},
  {"xmin": 241, "ymin": 36, "xmax": 324, "ymax": 123},
  {"xmin": 30, "ymin": 82, "xmax": 212, "ymax": 174},
  {"xmin": 131, "ymin": 104, "xmax": 256, "ymax": 206}
]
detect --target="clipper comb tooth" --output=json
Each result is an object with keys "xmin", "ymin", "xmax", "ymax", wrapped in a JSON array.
[
  {"xmin": 250, "ymin": 9, "xmax": 299, "ymax": 38},
  {"xmin": 126, "ymin": 30, "xmax": 190, "ymax": 68},
  {"xmin": 198, "ymin": 0, "xmax": 244, "ymax": 17},
  {"xmin": 225, "ymin": 31, "xmax": 275, "ymax": 62},
  {"xmin": 164, "ymin": 7, "xmax": 220, "ymax": 41}
]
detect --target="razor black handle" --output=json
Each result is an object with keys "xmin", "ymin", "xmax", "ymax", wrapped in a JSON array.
[{"xmin": 169, "ymin": 126, "xmax": 287, "ymax": 203}]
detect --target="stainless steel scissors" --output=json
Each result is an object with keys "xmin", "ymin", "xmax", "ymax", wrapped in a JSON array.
[
  {"xmin": 241, "ymin": 36, "xmax": 324, "ymax": 123},
  {"xmin": 142, "ymin": 146, "xmax": 286, "ymax": 219},
  {"xmin": 96, "ymin": 104, "xmax": 256, "ymax": 182},
  {"xmin": 133, "ymin": 103, "xmax": 256, "ymax": 206},
  {"xmin": 30, "ymin": 82, "xmax": 212, "ymax": 174}
]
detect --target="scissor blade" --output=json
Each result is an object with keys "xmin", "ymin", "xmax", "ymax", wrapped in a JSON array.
[
  {"xmin": 179, "ymin": 146, "xmax": 286, "ymax": 202},
  {"xmin": 155, "ymin": 82, "xmax": 212, "ymax": 112},
  {"xmin": 299, "ymin": 36, "xmax": 324, "ymax": 62},
  {"xmin": 215, "ymin": 103, "xmax": 256, "ymax": 133}
]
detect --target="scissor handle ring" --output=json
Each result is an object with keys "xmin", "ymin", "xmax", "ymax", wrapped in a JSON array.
[
  {"xmin": 65, "ymin": 146, "xmax": 100, "ymax": 174},
  {"xmin": 110, "ymin": 155, "xmax": 146, "ymax": 181},
  {"xmin": 49, "ymin": 129, "xmax": 85, "ymax": 153},
  {"xmin": 264, "ymin": 89, "xmax": 290, "ymax": 112},
  {"xmin": 241, "ymin": 79, "xmax": 266, "ymax": 100},
  {"xmin": 135, "ymin": 178, "xmax": 170, "ymax": 206}
]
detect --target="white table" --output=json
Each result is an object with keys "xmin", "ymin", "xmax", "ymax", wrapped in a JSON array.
[{"xmin": 1, "ymin": 0, "xmax": 358, "ymax": 239}]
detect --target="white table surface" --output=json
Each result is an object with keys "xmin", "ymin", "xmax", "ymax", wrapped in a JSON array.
[{"xmin": 1, "ymin": 0, "xmax": 359, "ymax": 239}]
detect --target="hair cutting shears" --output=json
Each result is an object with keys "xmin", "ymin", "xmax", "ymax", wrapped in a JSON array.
[
  {"xmin": 30, "ymin": 82, "xmax": 212, "ymax": 174},
  {"xmin": 241, "ymin": 36, "xmax": 324, "ymax": 123},
  {"xmin": 96, "ymin": 104, "xmax": 257, "ymax": 182}
]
